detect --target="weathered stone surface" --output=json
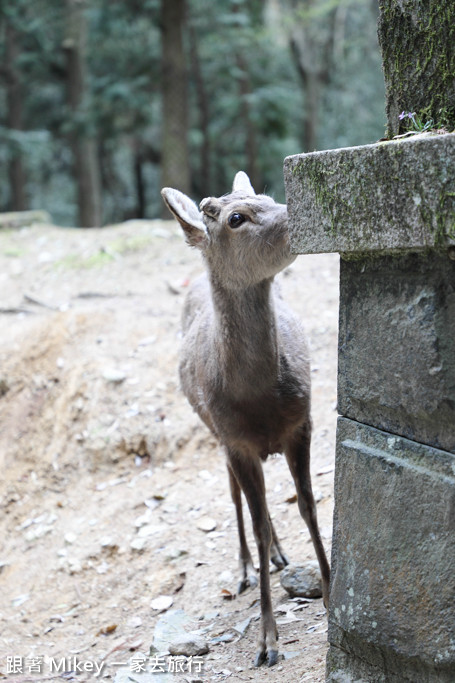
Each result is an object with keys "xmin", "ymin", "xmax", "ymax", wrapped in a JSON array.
[
  {"xmin": 327, "ymin": 417, "xmax": 455, "ymax": 683},
  {"xmin": 168, "ymin": 633, "xmax": 209, "ymax": 657},
  {"xmin": 280, "ymin": 561, "xmax": 322, "ymax": 598},
  {"xmin": 284, "ymin": 134, "xmax": 455, "ymax": 256},
  {"xmin": 338, "ymin": 250, "xmax": 455, "ymax": 453},
  {"xmin": 377, "ymin": 0, "xmax": 455, "ymax": 137}
]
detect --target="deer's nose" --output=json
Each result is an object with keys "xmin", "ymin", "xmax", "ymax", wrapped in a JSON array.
[{"xmin": 200, "ymin": 198, "xmax": 220, "ymax": 219}]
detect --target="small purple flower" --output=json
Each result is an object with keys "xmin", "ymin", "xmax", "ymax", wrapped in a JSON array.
[{"xmin": 398, "ymin": 110, "xmax": 432, "ymax": 133}]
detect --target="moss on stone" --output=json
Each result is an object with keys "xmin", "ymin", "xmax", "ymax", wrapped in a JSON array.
[
  {"xmin": 378, "ymin": 0, "xmax": 455, "ymax": 137},
  {"xmin": 284, "ymin": 134, "xmax": 455, "ymax": 255}
]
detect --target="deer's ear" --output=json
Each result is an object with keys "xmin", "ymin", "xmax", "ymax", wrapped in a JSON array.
[
  {"xmin": 161, "ymin": 188, "xmax": 208, "ymax": 249},
  {"xmin": 232, "ymin": 171, "xmax": 256, "ymax": 196}
]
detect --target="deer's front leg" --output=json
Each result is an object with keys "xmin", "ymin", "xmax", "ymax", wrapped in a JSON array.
[{"xmin": 227, "ymin": 449, "xmax": 278, "ymax": 667}]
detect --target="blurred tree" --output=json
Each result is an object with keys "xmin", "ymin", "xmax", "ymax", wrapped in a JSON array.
[
  {"xmin": 287, "ymin": 0, "xmax": 336, "ymax": 152},
  {"xmin": 320, "ymin": 0, "xmax": 385, "ymax": 151},
  {"xmin": 188, "ymin": 19, "xmax": 211, "ymax": 195},
  {"xmin": 63, "ymin": 0, "xmax": 102, "ymax": 227},
  {"xmin": 232, "ymin": 1, "xmax": 261, "ymax": 190},
  {"xmin": 187, "ymin": 0, "xmax": 300, "ymax": 198},
  {"xmin": 88, "ymin": 0, "xmax": 161, "ymax": 221},
  {"xmin": 161, "ymin": 0, "xmax": 190, "ymax": 207},
  {"xmin": 4, "ymin": 16, "xmax": 27, "ymax": 210},
  {"xmin": 0, "ymin": 0, "xmax": 385, "ymax": 224}
]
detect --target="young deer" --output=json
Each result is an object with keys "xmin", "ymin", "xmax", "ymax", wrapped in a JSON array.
[{"xmin": 161, "ymin": 172, "xmax": 330, "ymax": 667}]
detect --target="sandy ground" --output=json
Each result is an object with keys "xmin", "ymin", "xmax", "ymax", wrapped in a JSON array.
[{"xmin": 0, "ymin": 218, "xmax": 339, "ymax": 682}]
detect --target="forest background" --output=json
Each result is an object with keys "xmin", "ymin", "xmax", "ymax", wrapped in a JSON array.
[{"xmin": 0, "ymin": 0, "xmax": 385, "ymax": 228}]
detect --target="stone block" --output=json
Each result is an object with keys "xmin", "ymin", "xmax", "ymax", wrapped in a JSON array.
[
  {"xmin": 283, "ymin": 134, "xmax": 455, "ymax": 256},
  {"xmin": 327, "ymin": 417, "xmax": 455, "ymax": 683},
  {"xmin": 338, "ymin": 251, "xmax": 455, "ymax": 453}
]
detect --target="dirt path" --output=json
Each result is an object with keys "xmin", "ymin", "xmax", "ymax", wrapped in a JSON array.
[{"xmin": 0, "ymin": 220, "xmax": 339, "ymax": 682}]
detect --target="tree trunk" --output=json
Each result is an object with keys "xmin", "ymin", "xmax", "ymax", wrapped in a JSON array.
[
  {"xmin": 302, "ymin": 66, "xmax": 319, "ymax": 153},
  {"xmin": 378, "ymin": 0, "xmax": 455, "ymax": 137},
  {"xmin": 188, "ymin": 22, "xmax": 211, "ymax": 197},
  {"xmin": 289, "ymin": 0, "xmax": 336, "ymax": 153},
  {"xmin": 237, "ymin": 53, "xmax": 261, "ymax": 191},
  {"xmin": 290, "ymin": 35, "xmax": 316, "ymax": 152},
  {"xmin": 161, "ymin": 0, "xmax": 190, "ymax": 213},
  {"xmin": 133, "ymin": 145, "xmax": 146, "ymax": 219},
  {"xmin": 229, "ymin": 3, "xmax": 261, "ymax": 191},
  {"xmin": 64, "ymin": 0, "xmax": 102, "ymax": 227},
  {"xmin": 5, "ymin": 20, "xmax": 27, "ymax": 211}
]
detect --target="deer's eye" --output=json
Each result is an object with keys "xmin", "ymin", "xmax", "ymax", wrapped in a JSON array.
[{"xmin": 228, "ymin": 212, "xmax": 245, "ymax": 229}]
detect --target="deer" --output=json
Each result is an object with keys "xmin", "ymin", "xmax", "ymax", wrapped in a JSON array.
[{"xmin": 161, "ymin": 172, "xmax": 330, "ymax": 667}]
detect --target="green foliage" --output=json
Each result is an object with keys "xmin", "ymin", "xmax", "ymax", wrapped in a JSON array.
[
  {"xmin": 399, "ymin": 111, "xmax": 434, "ymax": 133},
  {"xmin": 398, "ymin": 108, "xmax": 454, "ymax": 135},
  {"xmin": 320, "ymin": 2, "xmax": 386, "ymax": 150},
  {"xmin": 0, "ymin": 0, "xmax": 386, "ymax": 224}
]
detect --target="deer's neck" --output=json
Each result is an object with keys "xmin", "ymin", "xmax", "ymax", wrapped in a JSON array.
[{"xmin": 209, "ymin": 275, "xmax": 279, "ymax": 389}]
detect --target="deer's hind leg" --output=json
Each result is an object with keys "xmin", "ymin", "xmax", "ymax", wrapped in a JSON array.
[
  {"xmin": 269, "ymin": 513, "xmax": 289, "ymax": 570},
  {"xmin": 227, "ymin": 449, "xmax": 278, "ymax": 667},
  {"xmin": 284, "ymin": 422, "xmax": 330, "ymax": 607},
  {"xmin": 227, "ymin": 463, "xmax": 258, "ymax": 594}
]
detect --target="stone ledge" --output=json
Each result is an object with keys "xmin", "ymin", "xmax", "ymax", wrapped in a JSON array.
[{"xmin": 284, "ymin": 133, "xmax": 455, "ymax": 256}]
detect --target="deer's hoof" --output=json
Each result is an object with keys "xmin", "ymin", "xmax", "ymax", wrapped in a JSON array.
[
  {"xmin": 254, "ymin": 647, "xmax": 279, "ymax": 667},
  {"xmin": 237, "ymin": 572, "xmax": 258, "ymax": 594},
  {"xmin": 270, "ymin": 551, "xmax": 289, "ymax": 570},
  {"xmin": 267, "ymin": 648, "xmax": 279, "ymax": 667},
  {"xmin": 254, "ymin": 648, "xmax": 266, "ymax": 667}
]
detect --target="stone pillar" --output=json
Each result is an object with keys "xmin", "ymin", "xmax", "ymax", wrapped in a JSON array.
[
  {"xmin": 285, "ymin": 133, "xmax": 455, "ymax": 682},
  {"xmin": 284, "ymin": 3, "xmax": 455, "ymax": 678}
]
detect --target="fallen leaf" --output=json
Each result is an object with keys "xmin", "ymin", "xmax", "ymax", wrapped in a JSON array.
[
  {"xmin": 97, "ymin": 624, "xmax": 118, "ymax": 636},
  {"xmin": 285, "ymin": 493, "xmax": 297, "ymax": 504}
]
